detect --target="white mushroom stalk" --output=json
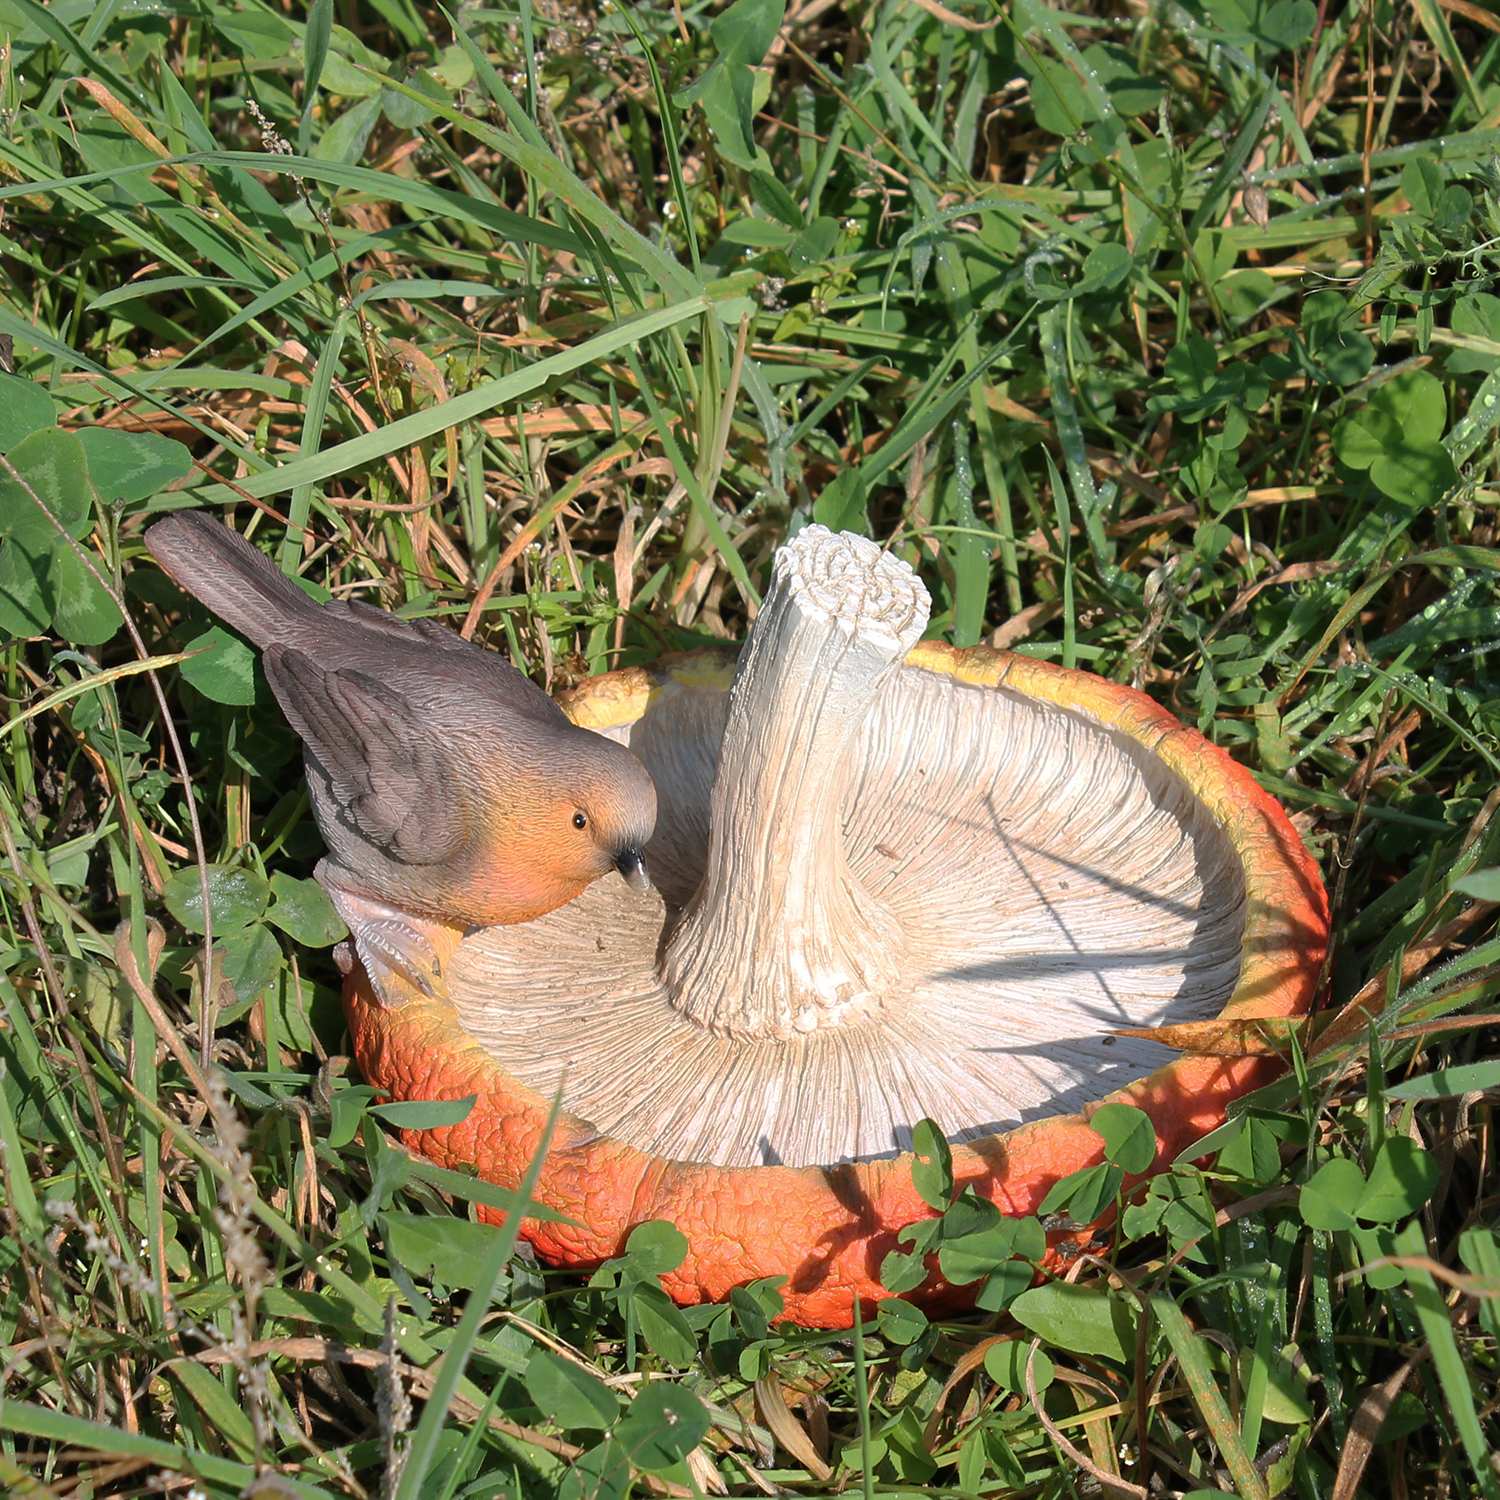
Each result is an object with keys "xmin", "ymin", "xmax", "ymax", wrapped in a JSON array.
[{"xmin": 662, "ymin": 527, "xmax": 929, "ymax": 1040}]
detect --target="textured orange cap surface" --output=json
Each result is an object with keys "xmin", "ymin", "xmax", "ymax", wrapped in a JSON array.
[{"xmin": 343, "ymin": 645, "xmax": 1328, "ymax": 1328}]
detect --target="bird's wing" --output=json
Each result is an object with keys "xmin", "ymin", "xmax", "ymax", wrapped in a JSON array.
[
  {"xmin": 326, "ymin": 598, "xmax": 570, "ymax": 725},
  {"xmin": 263, "ymin": 645, "xmax": 469, "ymax": 866},
  {"xmin": 323, "ymin": 599, "xmax": 482, "ymax": 657}
]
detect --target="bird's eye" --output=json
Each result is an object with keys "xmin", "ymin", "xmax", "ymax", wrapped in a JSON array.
[{"xmin": 572, "ymin": 811, "xmax": 588, "ymax": 831}]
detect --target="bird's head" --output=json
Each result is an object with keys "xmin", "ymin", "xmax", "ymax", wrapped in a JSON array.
[{"xmin": 559, "ymin": 736, "xmax": 659, "ymax": 893}]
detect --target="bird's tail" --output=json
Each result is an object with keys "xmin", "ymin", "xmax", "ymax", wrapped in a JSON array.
[{"xmin": 145, "ymin": 511, "xmax": 322, "ymax": 647}]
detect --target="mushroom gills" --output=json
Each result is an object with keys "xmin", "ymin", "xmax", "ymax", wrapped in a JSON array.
[{"xmin": 427, "ymin": 529, "xmax": 1248, "ymax": 1169}]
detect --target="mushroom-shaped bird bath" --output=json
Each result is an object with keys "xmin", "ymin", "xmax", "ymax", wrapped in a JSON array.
[{"xmin": 334, "ymin": 526, "xmax": 1327, "ymax": 1327}]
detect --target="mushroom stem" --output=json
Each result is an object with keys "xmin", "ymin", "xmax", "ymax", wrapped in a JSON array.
[{"xmin": 662, "ymin": 526, "xmax": 930, "ymax": 1040}]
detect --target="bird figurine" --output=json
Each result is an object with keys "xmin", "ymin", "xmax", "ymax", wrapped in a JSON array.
[{"xmin": 145, "ymin": 512, "xmax": 657, "ymax": 930}]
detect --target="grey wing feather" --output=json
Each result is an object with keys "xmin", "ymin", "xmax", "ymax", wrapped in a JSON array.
[
  {"xmin": 263, "ymin": 646, "xmax": 469, "ymax": 866},
  {"xmin": 321, "ymin": 599, "xmax": 479, "ymax": 656}
]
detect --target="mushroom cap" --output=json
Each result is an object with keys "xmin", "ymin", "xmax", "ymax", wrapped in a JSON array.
[{"xmin": 342, "ymin": 642, "xmax": 1327, "ymax": 1328}]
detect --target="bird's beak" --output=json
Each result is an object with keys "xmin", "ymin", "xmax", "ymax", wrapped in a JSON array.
[{"xmin": 615, "ymin": 847, "xmax": 651, "ymax": 893}]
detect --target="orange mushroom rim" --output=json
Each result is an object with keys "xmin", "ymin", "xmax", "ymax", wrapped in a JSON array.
[{"xmin": 342, "ymin": 641, "xmax": 1330, "ymax": 1330}]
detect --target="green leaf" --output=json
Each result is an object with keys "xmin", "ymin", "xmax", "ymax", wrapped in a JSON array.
[
  {"xmin": 1218, "ymin": 1116, "xmax": 1281, "ymax": 1184},
  {"xmin": 718, "ymin": 217, "xmax": 796, "ymax": 250},
  {"xmin": 1220, "ymin": 269, "xmax": 1278, "ymax": 325},
  {"xmin": 615, "ymin": 1383, "xmax": 709, "ymax": 1473},
  {"xmin": 214, "ymin": 922, "xmax": 285, "ymax": 1007},
  {"xmin": 748, "ymin": 170, "xmax": 803, "ymax": 228},
  {"xmin": 984, "ymin": 1339, "xmax": 1054, "ymax": 1394},
  {"xmin": 1121, "ymin": 1197, "xmax": 1165, "ymax": 1240},
  {"xmin": 909, "ymin": 1119, "xmax": 954, "ymax": 1210},
  {"xmin": 327, "ymin": 1085, "xmax": 378, "ymax": 1149},
  {"xmin": 937, "ymin": 1220, "xmax": 1029, "ymax": 1287},
  {"xmin": 1236, "ymin": 1345, "xmax": 1313, "ymax": 1426},
  {"xmin": 674, "ymin": 0, "xmax": 785, "ymax": 169},
  {"xmin": 1079, "ymin": 241, "xmax": 1133, "ymax": 294},
  {"xmin": 0, "ymin": 372, "xmax": 57, "ymax": 453},
  {"xmin": 212, "ymin": 8, "xmax": 296, "ymax": 57},
  {"xmin": 879, "ymin": 1246, "xmax": 930, "ymax": 1294},
  {"xmin": 266, "ymin": 873, "xmax": 347, "ymax": 947},
  {"xmin": 1163, "ymin": 1182, "xmax": 1218, "ymax": 1248},
  {"xmin": 788, "ymin": 216, "xmax": 840, "ymax": 270},
  {"xmin": 1358, "ymin": 1137, "xmax": 1439, "ymax": 1223},
  {"xmin": 1332, "ymin": 409, "xmax": 1393, "ymax": 471},
  {"xmin": 47, "ymin": 843, "xmax": 89, "ymax": 889},
  {"xmin": 76, "ymin": 428, "xmax": 192, "ymax": 503},
  {"xmin": 1298, "ymin": 1156, "xmax": 1364, "ymax": 1231},
  {"xmin": 179, "ymin": 625, "xmax": 258, "ymax": 705},
  {"xmin": 369, "ymin": 1096, "xmax": 476, "ymax": 1129},
  {"xmin": 630, "ymin": 1283, "xmax": 697, "ymax": 1366},
  {"xmin": 729, "ymin": 1278, "xmax": 784, "ymax": 1340},
  {"xmin": 1258, "ymin": 0, "xmax": 1315, "ymax": 48},
  {"xmin": 957, "ymin": 1429, "xmax": 986, "ymax": 1492},
  {"xmin": 1460, "ymin": 1229, "xmax": 1500, "ymax": 1343},
  {"xmin": 163, "ymin": 863, "xmax": 271, "ymax": 934},
  {"xmin": 1165, "ymin": 335, "xmax": 1219, "ymax": 402},
  {"xmin": 268, "ymin": 970, "xmax": 323, "ymax": 1052},
  {"xmin": 1010, "ymin": 1216, "xmax": 1047, "ymax": 1261},
  {"xmin": 1009, "ymin": 1282, "xmax": 1137, "ymax": 1362},
  {"xmin": 1085, "ymin": 42, "xmax": 1163, "ymax": 115},
  {"xmin": 0, "ymin": 540, "xmax": 52, "ymax": 636},
  {"xmin": 1402, "ymin": 157, "xmax": 1445, "ymax": 221},
  {"xmin": 391, "ymin": 1086, "xmax": 560, "ymax": 1500},
  {"xmin": 559, "ymin": 1439, "xmax": 630, "ymax": 1500},
  {"xmin": 1350, "ymin": 1225, "xmax": 1405, "ymax": 1289},
  {"xmin": 1335, "ymin": 368, "xmax": 1448, "ymax": 481},
  {"xmin": 736, "ymin": 1340, "xmax": 773, "ymax": 1382},
  {"xmin": 381, "ymin": 1210, "xmax": 512, "ymax": 1290},
  {"xmin": 381, "ymin": 68, "xmax": 448, "ymax": 130},
  {"xmin": 1037, "ymin": 1161, "xmax": 1121, "ymax": 1223},
  {"xmin": 1089, "ymin": 1103, "xmax": 1157, "ymax": 1172},
  {"xmin": 187, "ymin": 293, "xmax": 720, "ymax": 509},
  {"xmin": 319, "ymin": 50, "xmax": 387, "ymax": 98},
  {"xmin": 811, "ymin": 469, "xmax": 869, "ymax": 536},
  {"xmin": 1370, "ymin": 441, "xmax": 1457, "ymax": 507},
  {"xmin": 1447, "ymin": 293, "xmax": 1500, "ymax": 373},
  {"xmin": 302, "ymin": 0, "xmax": 334, "ymax": 123},
  {"xmin": 1026, "ymin": 54, "xmax": 1094, "ymax": 137},
  {"xmin": 314, "ymin": 94, "xmax": 383, "ymax": 163},
  {"xmin": 525, "ymin": 1348, "xmax": 618, "ymax": 1431},
  {"xmin": 936, "ymin": 1188, "xmax": 998, "ymax": 1240},
  {"xmin": 877, "ymin": 1298, "xmax": 928, "ymax": 1346},
  {"xmin": 974, "ymin": 1260, "xmax": 1034, "ymax": 1312},
  {"xmin": 936, "ymin": 1200, "xmax": 1044, "ymax": 1284},
  {"xmin": 625, "ymin": 1220, "xmax": 689, "ymax": 1276},
  {"xmin": 1392, "ymin": 1218, "xmax": 1497, "ymax": 1499},
  {"xmin": 1377, "ymin": 368, "xmax": 1447, "ymax": 445},
  {"xmin": 0, "ymin": 427, "xmax": 96, "ymax": 548},
  {"xmin": 46, "ymin": 544, "xmax": 122, "ymax": 645},
  {"xmin": 166, "ymin": 1360, "xmax": 257, "ymax": 1459}
]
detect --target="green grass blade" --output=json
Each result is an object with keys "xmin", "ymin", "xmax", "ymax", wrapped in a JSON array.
[
  {"xmin": 1152, "ymin": 1294, "xmax": 1270, "ymax": 1500},
  {"xmin": 391, "ymin": 1095, "xmax": 563, "ymax": 1500},
  {"xmin": 1395, "ymin": 1220, "xmax": 1499, "ymax": 1497},
  {"xmin": 185, "ymin": 292, "xmax": 721, "ymax": 504}
]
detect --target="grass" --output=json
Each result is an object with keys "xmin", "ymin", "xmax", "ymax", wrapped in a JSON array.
[{"xmin": 1, "ymin": 0, "xmax": 1499, "ymax": 1494}]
